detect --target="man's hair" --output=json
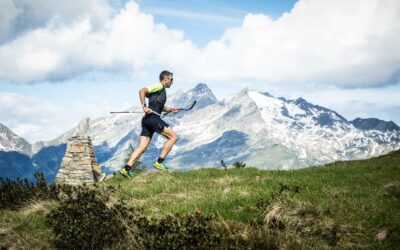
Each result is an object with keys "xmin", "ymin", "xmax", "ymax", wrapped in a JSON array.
[{"xmin": 159, "ymin": 70, "xmax": 173, "ymax": 81}]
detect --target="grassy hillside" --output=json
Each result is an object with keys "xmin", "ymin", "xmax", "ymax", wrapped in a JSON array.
[{"xmin": 1, "ymin": 150, "xmax": 399, "ymax": 249}]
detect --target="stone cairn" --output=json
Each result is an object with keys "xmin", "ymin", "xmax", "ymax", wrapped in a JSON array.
[{"xmin": 56, "ymin": 118, "xmax": 100, "ymax": 185}]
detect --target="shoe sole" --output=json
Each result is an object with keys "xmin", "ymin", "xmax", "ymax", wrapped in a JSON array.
[
  {"xmin": 153, "ymin": 164, "xmax": 166, "ymax": 171},
  {"xmin": 119, "ymin": 171, "xmax": 130, "ymax": 178}
]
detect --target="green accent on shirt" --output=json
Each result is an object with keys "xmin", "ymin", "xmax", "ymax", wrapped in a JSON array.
[{"xmin": 147, "ymin": 83, "xmax": 164, "ymax": 94}]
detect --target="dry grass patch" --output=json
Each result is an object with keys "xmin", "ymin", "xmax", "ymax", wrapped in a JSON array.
[
  {"xmin": 259, "ymin": 195, "xmax": 366, "ymax": 248},
  {"xmin": 213, "ymin": 176, "xmax": 242, "ymax": 185},
  {"xmin": 20, "ymin": 201, "xmax": 52, "ymax": 216},
  {"xmin": 239, "ymin": 191, "xmax": 250, "ymax": 197},
  {"xmin": 0, "ymin": 229, "xmax": 27, "ymax": 250}
]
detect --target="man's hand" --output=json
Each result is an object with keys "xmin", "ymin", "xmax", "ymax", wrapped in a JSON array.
[
  {"xmin": 171, "ymin": 107, "xmax": 180, "ymax": 113},
  {"xmin": 163, "ymin": 107, "xmax": 180, "ymax": 113},
  {"xmin": 143, "ymin": 107, "xmax": 152, "ymax": 114}
]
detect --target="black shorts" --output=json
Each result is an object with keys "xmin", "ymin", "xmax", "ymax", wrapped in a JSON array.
[{"xmin": 140, "ymin": 114, "xmax": 169, "ymax": 138}]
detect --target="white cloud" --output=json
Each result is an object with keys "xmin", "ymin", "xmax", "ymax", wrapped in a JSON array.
[
  {"xmin": 1, "ymin": 0, "xmax": 399, "ymax": 88},
  {"xmin": 0, "ymin": 0, "xmax": 18, "ymax": 41},
  {"xmin": 0, "ymin": 92, "xmax": 57, "ymax": 118},
  {"xmin": 0, "ymin": 92, "xmax": 59, "ymax": 142},
  {"xmin": 0, "ymin": 1, "xmax": 186, "ymax": 83},
  {"xmin": 172, "ymin": 0, "xmax": 400, "ymax": 87},
  {"xmin": 0, "ymin": 0, "xmax": 112, "ymax": 42},
  {"xmin": 0, "ymin": 91, "xmax": 123, "ymax": 143}
]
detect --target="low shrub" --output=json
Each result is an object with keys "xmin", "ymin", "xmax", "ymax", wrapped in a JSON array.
[
  {"xmin": 142, "ymin": 212, "xmax": 222, "ymax": 249},
  {"xmin": 2, "ymin": 173, "xmax": 227, "ymax": 248},
  {"xmin": 46, "ymin": 184, "xmax": 224, "ymax": 249},
  {"xmin": 0, "ymin": 172, "xmax": 58, "ymax": 210},
  {"xmin": 46, "ymin": 184, "xmax": 142, "ymax": 249}
]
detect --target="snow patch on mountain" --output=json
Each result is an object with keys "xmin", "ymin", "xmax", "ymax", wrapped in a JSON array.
[
  {"xmin": 0, "ymin": 123, "xmax": 32, "ymax": 155},
  {"xmin": 247, "ymin": 90, "xmax": 400, "ymax": 166}
]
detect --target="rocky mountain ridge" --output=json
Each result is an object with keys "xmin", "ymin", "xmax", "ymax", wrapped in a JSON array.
[{"xmin": 1, "ymin": 84, "xmax": 399, "ymax": 180}]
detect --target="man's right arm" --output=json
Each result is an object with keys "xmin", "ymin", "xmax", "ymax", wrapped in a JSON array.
[
  {"xmin": 140, "ymin": 83, "xmax": 163, "ymax": 113},
  {"xmin": 139, "ymin": 87, "xmax": 147, "ymax": 107},
  {"xmin": 139, "ymin": 87, "xmax": 151, "ymax": 113}
]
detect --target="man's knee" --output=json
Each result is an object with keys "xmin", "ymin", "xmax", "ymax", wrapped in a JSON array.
[
  {"xmin": 171, "ymin": 135, "xmax": 177, "ymax": 144},
  {"xmin": 162, "ymin": 128, "xmax": 177, "ymax": 141},
  {"xmin": 167, "ymin": 133, "xmax": 177, "ymax": 144},
  {"xmin": 169, "ymin": 131, "xmax": 177, "ymax": 143}
]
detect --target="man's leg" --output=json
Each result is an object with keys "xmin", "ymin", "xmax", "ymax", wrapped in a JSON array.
[
  {"xmin": 159, "ymin": 127, "xmax": 177, "ymax": 158},
  {"xmin": 127, "ymin": 136, "xmax": 151, "ymax": 167},
  {"xmin": 153, "ymin": 127, "xmax": 177, "ymax": 170},
  {"xmin": 120, "ymin": 136, "xmax": 151, "ymax": 177}
]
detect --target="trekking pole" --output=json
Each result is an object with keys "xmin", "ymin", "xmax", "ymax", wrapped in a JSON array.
[
  {"xmin": 110, "ymin": 110, "xmax": 162, "ymax": 116},
  {"xmin": 109, "ymin": 111, "xmax": 143, "ymax": 114},
  {"xmin": 181, "ymin": 101, "xmax": 197, "ymax": 110},
  {"xmin": 111, "ymin": 101, "xmax": 196, "ymax": 116},
  {"xmin": 162, "ymin": 101, "xmax": 197, "ymax": 117}
]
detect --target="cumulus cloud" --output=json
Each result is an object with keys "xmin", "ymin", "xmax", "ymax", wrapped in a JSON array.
[
  {"xmin": 0, "ymin": 0, "xmax": 18, "ymax": 41},
  {"xmin": 169, "ymin": 0, "xmax": 400, "ymax": 87},
  {"xmin": 0, "ymin": 1, "xmax": 186, "ymax": 83},
  {"xmin": 0, "ymin": 91, "xmax": 127, "ymax": 143},
  {"xmin": 0, "ymin": 92, "xmax": 59, "ymax": 141},
  {"xmin": 0, "ymin": 0, "xmax": 112, "ymax": 43},
  {"xmin": 0, "ymin": 0, "xmax": 399, "ymax": 88}
]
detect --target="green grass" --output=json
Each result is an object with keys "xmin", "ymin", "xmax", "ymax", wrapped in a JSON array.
[
  {"xmin": 1, "ymin": 150, "xmax": 399, "ymax": 249},
  {"xmin": 0, "ymin": 201, "xmax": 56, "ymax": 249}
]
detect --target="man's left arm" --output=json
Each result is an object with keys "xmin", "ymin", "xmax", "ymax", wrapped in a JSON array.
[{"xmin": 163, "ymin": 106, "xmax": 180, "ymax": 113}]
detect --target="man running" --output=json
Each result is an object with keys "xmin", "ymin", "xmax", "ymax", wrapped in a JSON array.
[{"xmin": 120, "ymin": 70, "xmax": 180, "ymax": 177}]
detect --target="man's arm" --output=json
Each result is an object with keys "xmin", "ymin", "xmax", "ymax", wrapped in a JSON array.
[
  {"xmin": 139, "ymin": 87, "xmax": 151, "ymax": 113},
  {"xmin": 163, "ymin": 106, "xmax": 180, "ymax": 113}
]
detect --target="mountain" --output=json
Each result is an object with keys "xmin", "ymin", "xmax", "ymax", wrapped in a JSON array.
[
  {"xmin": 351, "ymin": 118, "xmax": 400, "ymax": 132},
  {"xmin": 0, "ymin": 123, "xmax": 34, "ymax": 179},
  {"xmin": 0, "ymin": 123, "xmax": 31, "ymax": 155},
  {"xmin": 1, "ymin": 84, "xmax": 400, "ymax": 180}
]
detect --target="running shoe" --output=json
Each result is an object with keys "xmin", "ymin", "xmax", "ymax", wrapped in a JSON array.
[
  {"xmin": 119, "ymin": 167, "xmax": 131, "ymax": 178},
  {"xmin": 153, "ymin": 161, "xmax": 170, "ymax": 170}
]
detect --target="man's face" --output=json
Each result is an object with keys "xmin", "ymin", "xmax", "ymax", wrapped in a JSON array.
[{"xmin": 164, "ymin": 75, "xmax": 173, "ymax": 88}]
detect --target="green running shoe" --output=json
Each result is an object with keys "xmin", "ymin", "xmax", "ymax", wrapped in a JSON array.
[
  {"xmin": 153, "ymin": 161, "xmax": 170, "ymax": 171},
  {"xmin": 120, "ymin": 167, "xmax": 134, "ymax": 178}
]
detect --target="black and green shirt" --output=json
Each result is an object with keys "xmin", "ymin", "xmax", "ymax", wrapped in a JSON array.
[{"xmin": 146, "ymin": 82, "xmax": 166, "ymax": 114}]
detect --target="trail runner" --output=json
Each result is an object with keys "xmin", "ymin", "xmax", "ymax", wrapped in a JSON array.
[{"xmin": 120, "ymin": 70, "xmax": 180, "ymax": 177}]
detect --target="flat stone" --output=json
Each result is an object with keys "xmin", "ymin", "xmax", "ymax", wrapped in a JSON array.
[{"xmin": 70, "ymin": 145, "xmax": 84, "ymax": 153}]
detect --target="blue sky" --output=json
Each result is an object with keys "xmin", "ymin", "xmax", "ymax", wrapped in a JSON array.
[
  {"xmin": 138, "ymin": 0, "xmax": 298, "ymax": 46},
  {"xmin": 0, "ymin": 0, "xmax": 399, "ymax": 142}
]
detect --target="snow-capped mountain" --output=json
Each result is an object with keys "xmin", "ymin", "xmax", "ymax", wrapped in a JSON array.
[
  {"xmin": 0, "ymin": 123, "xmax": 34, "ymax": 179},
  {"xmin": 1, "ymin": 83, "xmax": 400, "ymax": 181},
  {"xmin": 351, "ymin": 118, "xmax": 400, "ymax": 132},
  {"xmin": 0, "ymin": 123, "xmax": 31, "ymax": 155},
  {"xmin": 244, "ymin": 91, "xmax": 399, "ymax": 167}
]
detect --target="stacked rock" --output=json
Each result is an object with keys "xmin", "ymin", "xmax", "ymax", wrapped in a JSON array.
[{"xmin": 56, "ymin": 136, "xmax": 98, "ymax": 185}]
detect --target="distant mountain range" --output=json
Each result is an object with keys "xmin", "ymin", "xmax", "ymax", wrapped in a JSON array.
[{"xmin": 1, "ymin": 83, "xmax": 399, "ymax": 182}]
